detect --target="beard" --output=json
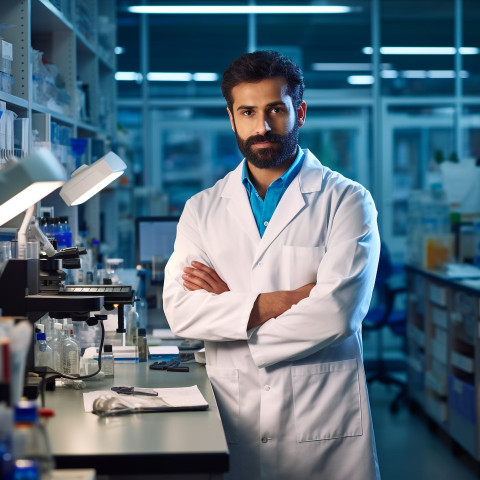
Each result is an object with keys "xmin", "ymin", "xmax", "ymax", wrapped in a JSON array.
[{"xmin": 234, "ymin": 122, "xmax": 299, "ymax": 169}]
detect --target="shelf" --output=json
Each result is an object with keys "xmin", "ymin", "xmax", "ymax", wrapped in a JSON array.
[
  {"xmin": 76, "ymin": 30, "xmax": 97, "ymax": 57},
  {"xmin": 32, "ymin": 0, "xmax": 74, "ymax": 34},
  {"xmin": 406, "ymin": 267, "xmax": 480, "ymax": 461},
  {"xmin": 0, "ymin": 91, "xmax": 28, "ymax": 110},
  {"xmin": 31, "ymin": 102, "xmax": 75, "ymax": 126}
]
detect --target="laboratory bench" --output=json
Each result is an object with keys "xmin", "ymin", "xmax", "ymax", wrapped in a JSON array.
[
  {"xmin": 405, "ymin": 264, "xmax": 480, "ymax": 461},
  {"xmin": 43, "ymin": 362, "xmax": 229, "ymax": 479}
]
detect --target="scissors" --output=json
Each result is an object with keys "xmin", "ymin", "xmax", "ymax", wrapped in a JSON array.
[{"xmin": 111, "ymin": 386, "xmax": 158, "ymax": 396}]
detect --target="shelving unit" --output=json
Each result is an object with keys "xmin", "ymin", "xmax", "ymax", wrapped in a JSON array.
[
  {"xmin": 406, "ymin": 265, "xmax": 480, "ymax": 461},
  {"xmin": 0, "ymin": 0, "xmax": 116, "ymax": 238}
]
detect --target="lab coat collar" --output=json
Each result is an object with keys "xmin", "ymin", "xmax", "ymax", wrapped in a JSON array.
[{"xmin": 220, "ymin": 149, "xmax": 325, "ymax": 261}]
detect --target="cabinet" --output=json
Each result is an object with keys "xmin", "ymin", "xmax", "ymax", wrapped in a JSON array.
[
  {"xmin": 406, "ymin": 265, "xmax": 480, "ymax": 459},
  {"xmin": 0, "ymin": 0, "xmax": 116, "ymax": 237}
]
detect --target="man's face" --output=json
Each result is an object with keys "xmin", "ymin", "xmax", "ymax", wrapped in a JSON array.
[{"xmin": 227, "ymin": 77, "xmax": 306, "ymax": 169}]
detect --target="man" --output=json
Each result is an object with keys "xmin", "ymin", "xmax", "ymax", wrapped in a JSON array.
[{"xmin": 163, "ymin": 50, "xmax": 381, "ymax": 480}]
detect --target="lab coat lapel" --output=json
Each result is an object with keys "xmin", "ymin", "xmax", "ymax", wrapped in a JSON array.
[
  {"xmin": 252, "ymin": 150, "xmax": 323, "ymax": 264},
  {"xmin": 221, "ymin": 162, "xmax": 261, "ymax": 244},
  {"xmin": 253, "ymin": 175, "xmax": 306, "ymax": 265}
]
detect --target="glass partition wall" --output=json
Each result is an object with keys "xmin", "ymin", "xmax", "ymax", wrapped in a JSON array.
[{"xmin": 116, "ymin": 0, "xmax": 480, "ymax": 265}]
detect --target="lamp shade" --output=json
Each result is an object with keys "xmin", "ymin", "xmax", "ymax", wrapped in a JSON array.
[
  {"xmin": 0, "ymin": 148, "xmax": 66, "ymax": 226},
  {"xmin": 59, "ymin": 152, "xmax": 127, "ymax": 206}
]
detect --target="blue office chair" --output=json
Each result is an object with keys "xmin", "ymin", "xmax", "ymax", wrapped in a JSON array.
[{"xmin": 363, "ymin": 242, "xmax": 407, "ymax": 413}]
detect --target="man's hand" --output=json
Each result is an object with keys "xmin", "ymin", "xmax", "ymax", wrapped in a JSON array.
[
  {"xmin": 182, "ymin": 261, "xmax": 230, "ymax": 294},
  {"xmin": 248, "ymin": 282, "xmax": 316, "ymax": 330}
]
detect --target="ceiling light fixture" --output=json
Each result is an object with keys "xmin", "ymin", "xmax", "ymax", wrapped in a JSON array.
[
  {"xmin": 115, "ymin": 71, "xmax": 143, "ymax": 81},
  {"xmin": 311, "ymin": 62, "xmax": 392, "ymax": 71},
  {"xmin": 128, "ymin": 5, "xmax": 353, "ymax": 14},
  {"xmin": 146, "ymin": 72, "xmax": 219, "ymax": 82},
  {"xmin": 362, "ymin": 46, "xmax": 479, "ymax": 55},
  {"xmin": 347, "ymin": 75, "xmax": 374, "ymax": 85}
]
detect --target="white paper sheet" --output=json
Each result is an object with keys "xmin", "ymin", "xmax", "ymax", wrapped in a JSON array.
[{"xmin": 83, "ymin": 385, "xmax": 208, "ymax": 413}]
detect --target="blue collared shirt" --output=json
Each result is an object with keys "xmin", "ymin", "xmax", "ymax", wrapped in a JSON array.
[{"xmin": 242, "ymin": 146, "xmax": 305, "ymax": 237}]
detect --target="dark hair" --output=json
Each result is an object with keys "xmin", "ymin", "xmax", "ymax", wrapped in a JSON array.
[{"xmin": 221, "ymin": 50, "xmax": 305, "ymax": 111}]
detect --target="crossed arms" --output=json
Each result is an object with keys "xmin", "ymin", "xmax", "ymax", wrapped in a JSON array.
[{"xmin": 182, "ymin": 260, "xmax": 315, "ymax": 330}]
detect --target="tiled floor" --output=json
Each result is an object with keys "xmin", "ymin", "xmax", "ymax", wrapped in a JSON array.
[{"xmin": 368, "ymin": 380, "xmax": 479, "ymax": 480}]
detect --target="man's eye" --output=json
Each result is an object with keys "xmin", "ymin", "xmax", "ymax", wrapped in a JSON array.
[
  {"xmin": 271, "ymin": 107, "xmax": 284, "ymax": 114},
  {"xmin": 242, "ymin": 110, "xmax": 253, "ymax": 116}
]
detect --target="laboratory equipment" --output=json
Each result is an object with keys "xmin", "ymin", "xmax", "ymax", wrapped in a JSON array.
[{"xmin": 102, "ymin": 345, "xmax": 114, "ymax": 378}]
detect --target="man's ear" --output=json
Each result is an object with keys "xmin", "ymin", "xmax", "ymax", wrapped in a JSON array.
[
  {"xmin": 227, "ymin": 107, "xmax": 236, "ymax": 132},
  {"xmin": 297, "ymin": 101, "xmax": 307, "ymax": 127}
]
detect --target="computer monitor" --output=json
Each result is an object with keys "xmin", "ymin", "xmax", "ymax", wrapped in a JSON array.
[{"xmin": 135, "ymin": 216, "xmax": 179, "ymax": 270}]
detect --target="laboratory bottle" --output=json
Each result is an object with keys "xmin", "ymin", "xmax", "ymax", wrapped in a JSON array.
[
  {"xmin": 0, "ymin": 403, "xmax": 14, "ymax": 480},
  {"xmin": 52, "ymin": 323, "xmax": 64, "ymax": 373},
  {"xmin": 60, "ymin": 217, "xmax": 72, "ymax": 248},
  {"xmin": 126, "ymin": 306, "xmax": 139, "ymax": 347},
  {"xmin": 12, "ymin": 401, "xmax": 54, "ymax": 479},
  {"xmin": 137, "ymin": 329, "xmax": 147, "ymax": 362},
  {"xmin": 62, "ymin": 326, "xmax": 80, "ymax": 376},
  {"xmin": 102, "ymin": 345, "xmax": 114, "ymax": 378},
  {"xmin": 34, "ymin": 333, "xmax": 53, "ymax": 370}
]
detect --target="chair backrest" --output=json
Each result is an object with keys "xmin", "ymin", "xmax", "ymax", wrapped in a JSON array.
[{"xmin": 375, "ymin": 242, "xmax": 393, "ymax": 289}]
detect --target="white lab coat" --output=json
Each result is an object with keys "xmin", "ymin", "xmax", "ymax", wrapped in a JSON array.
[{"xmin": 163, "ymin": 149, "xmax": 381, "ymax": 480}]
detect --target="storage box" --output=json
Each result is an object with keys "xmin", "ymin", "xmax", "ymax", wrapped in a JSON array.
[
  {"xmin": 425, "ymin": 391, "xmax": 448, "ymax": 423},
  {"xmin": 0, "ymin": 58, "xmax": 12, "ymax": 75},
  {"xmin": 448, "ymin": 374, "xmax": 476, "ymax": 425},
  {"xmin": 0, "ymin": 72, "xmax": 14, "ymax": 94},
  {"xmin": 429, "ymin": 283, "xmax": 448, "ymax": 306},
  {"xmin": 451, "ymin": 351, "xmax": 474, "ymax": 373},
  {"xmin": 431, "ymin": 305, "xmax": 448, "ymax": 329},
  {"xmin": 0, "ymin": 39, "xmax": 13, "ymax": 61}
]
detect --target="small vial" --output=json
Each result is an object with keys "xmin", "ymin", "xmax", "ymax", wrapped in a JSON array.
[
  {"xmin": 137, "ymin": 329, "xmax": 147, "ymax": 363},
  {"xmin": 102, "ymin": 345, "xmax": 114, "ymax": 378}
]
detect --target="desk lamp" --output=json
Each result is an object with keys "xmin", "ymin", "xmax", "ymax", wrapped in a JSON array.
[
  {"xmin": 60, "ymin": 152, "xmax": 126, "ymax": 206},
  {"xmin": 0, "ymin": 148, "xmax": 66, "ymax": 226}
]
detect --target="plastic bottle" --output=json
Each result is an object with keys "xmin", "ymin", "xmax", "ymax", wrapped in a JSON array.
[
  {"xmin": 102, "ymin": 345, "xmax": 114, "ymax": 378},
  {"xmin": 13, "ymin": 460, "xmax": 40, "ymax": 480},
  {"xmin": 137, "ymin": 329, "xmax": 147, "ymax": 363},
  {"xmin": 126, "ymin": 305, "xmax": 139, "ymax": 347},
  {"xmin": 12, "ymin": 401, "xmax": 54, "ymax": 479},
  {"xmin": 0, "ymin": 404, "xmax": 14, "ymax": 480},
  {"xmin": 62, "ymin": 326, "xmax": 80, "ymax": 376},
  {"xmin": 34, "ymin": 333, "xmax": 53, "ymax": 370},
  {"xmin": 61, "ymin": 217, "xmax": 72, "ymax": 248},
  {"xmin": 52, "ymin": 323, "xmax": 64, "ymax": 373}
]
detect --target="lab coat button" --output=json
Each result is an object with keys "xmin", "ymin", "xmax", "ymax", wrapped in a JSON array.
[
  {"xmin": 263, "ymin": 221, "xmax": 269, "ymax": 227},
  {"xmin": 261, "ymin": 437, "xmax": 268, "ymax": 443},
  {"xmin": 264, "ymin": 385, "xmax": 270, "ymax": 391}
]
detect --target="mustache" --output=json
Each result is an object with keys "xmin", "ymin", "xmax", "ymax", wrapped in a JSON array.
[{"xmin": 245, "ymin": 133, "xmax": 284, "ymax": 148}]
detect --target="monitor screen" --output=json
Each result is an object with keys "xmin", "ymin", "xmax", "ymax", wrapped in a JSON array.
[{"xmin": 135, "ymin": 216, "xmax": 179, "ymax": 268}]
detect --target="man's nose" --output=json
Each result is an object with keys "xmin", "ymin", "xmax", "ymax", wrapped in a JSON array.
[{"xmin": 255, "ymin": 114, "xmax": 272, "ymax": 135}]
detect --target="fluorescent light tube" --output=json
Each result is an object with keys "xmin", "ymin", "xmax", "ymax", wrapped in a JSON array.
[
  {"xmin": 147, "ymin": 72, "xmax": 192, "ymax": 81},
  {"xmin": 128, "ymin": 5, "xmax": 353, "ymax": 14},
  {"xmin": 347, "ymin": 75, "xmax": 374, "ymax": 85},
  {"xmin": 363, "ymin": 46, "xmax": 479, "ymax": 55},
  {"xmin": 115, "ymin": 71, "xmax": 143, "ymax": 81},
  {"xmin": 192, "ymin": 72, "xmax": 219, "ymax": 81}
]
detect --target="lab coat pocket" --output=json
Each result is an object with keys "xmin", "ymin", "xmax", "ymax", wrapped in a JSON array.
[
  {"xmin": 206, "ymin": 365, "xmax": 240, "ymax": 444},
  {"xmin": 291, "ymin": 359, "xmax": 362, "ymax": 442},
  {"xmin": 282, "ymin": 245, "xmax": 325, "ymax": 289}
]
